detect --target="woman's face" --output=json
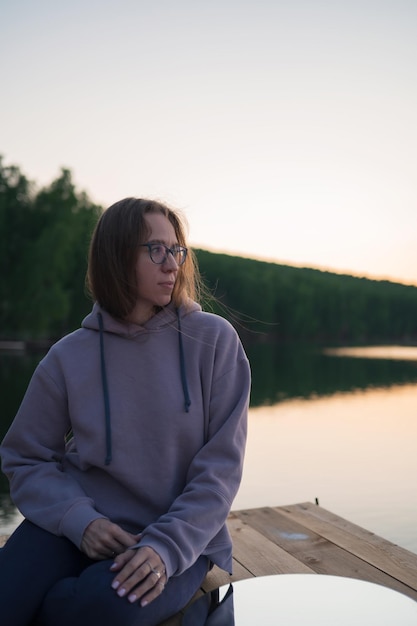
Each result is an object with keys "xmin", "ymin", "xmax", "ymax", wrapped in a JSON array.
[{"xmin": 128, "ymin": 212, "xmax": 180, "ymax": 324}]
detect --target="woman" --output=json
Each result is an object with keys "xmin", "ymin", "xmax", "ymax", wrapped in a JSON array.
[{"xmin": 0, "ymin": 198, "xmax": 250, "ymax": 626}]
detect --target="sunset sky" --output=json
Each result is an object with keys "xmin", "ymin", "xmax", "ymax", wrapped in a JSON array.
[{"xmin": 2, "ymin": 0, "xmax": 417, "ymax": 285}]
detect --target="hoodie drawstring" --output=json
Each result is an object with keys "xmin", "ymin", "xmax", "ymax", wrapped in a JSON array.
[
  {"xmin": 176, "ymin": 308, "xmax": 191, "ymax": 413},
  {"xmin": 97, "ymin": 308, "xmax": 190, "ymax": 465},
  {"xmin": 98, "ymin": 312, "xmax": 112, "ymax": 465}
]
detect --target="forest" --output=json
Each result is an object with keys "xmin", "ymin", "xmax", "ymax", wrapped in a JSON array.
[{"xmin": 2, "ymin": 156, "xmax": 417, "ymax": 346}]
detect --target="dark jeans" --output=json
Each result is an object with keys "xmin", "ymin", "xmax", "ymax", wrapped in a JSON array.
[{"xmin": 0, "ymin": 520, "xmax": 209, "ymax": 626}]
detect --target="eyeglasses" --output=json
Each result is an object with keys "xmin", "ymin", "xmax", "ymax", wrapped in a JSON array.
[{"xmin": 139, "ymin": 243, "xmax": 188, "ymax": 266}]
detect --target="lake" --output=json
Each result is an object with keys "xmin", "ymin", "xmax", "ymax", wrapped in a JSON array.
[{"xmin": 1, "ymin": 344, "xmax": 417, "ymax": 554}]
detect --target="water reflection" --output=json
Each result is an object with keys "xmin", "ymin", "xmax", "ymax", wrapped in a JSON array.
[
  {"xmin": 234, "ymin": 383, "xmax": 417, "ymax": 554},
  {"xmin": 324, "ymin": 345, "xmax": 417, "ymax": 360},
  {"xmin": 246, "ymin": 344, "xmax": 417, "ymax": 406}
]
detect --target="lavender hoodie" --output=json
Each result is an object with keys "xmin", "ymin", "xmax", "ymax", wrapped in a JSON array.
[{"xmin": 0, "ymin": 301, "xmax": 250, "ymax": 579}]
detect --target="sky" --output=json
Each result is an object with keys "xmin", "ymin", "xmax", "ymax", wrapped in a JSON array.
[{"xmin": 1, "ymin": 0, "xmax": 417, "ymax": 285}]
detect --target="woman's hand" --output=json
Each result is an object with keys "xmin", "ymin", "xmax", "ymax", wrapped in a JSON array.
[
  {"xmin": 81, "ymin": 518, "xmax": 141, "ymax": 559},
  {"xmin": 110, "ymin": 545, "xmax": 167, "ymax": 606}
]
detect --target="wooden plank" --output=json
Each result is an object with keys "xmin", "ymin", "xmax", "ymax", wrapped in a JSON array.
[
  {"xmin": 235, "ymin": 506, "xmax": 417, "ymax": 600},
  {"xmin": 277, "ymin": 503, "xmax": 417, "ymax": 591},
  {"xmin": 227, "ymin": 513, "xmax": 315, "ymax": 576}
]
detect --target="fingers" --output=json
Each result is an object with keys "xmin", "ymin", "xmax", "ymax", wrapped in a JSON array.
[
  {"xmin": 81, "ymin": 519, "xmax": 140, "ymax": 560},
  {"xmin": 111, "ymin": 525, "xmax": 141, "ymax": 549},
  {"xmin": 110, "ymin": 547, "xmax": 166, "ymax": 606},
  {"xmin": 104, "ymin": 534, "xmax": 138, "ymax": 560},
  {"xmin": 101, "ymin": 524, "xmax": 140, "ymax": 556},
  {"xmin": 109, "ymin": 548, "xmax": 136, "ymax": 571},
  {"xmin": 138, "ymin": 574, "xmax": 167, "ymax": 607}
]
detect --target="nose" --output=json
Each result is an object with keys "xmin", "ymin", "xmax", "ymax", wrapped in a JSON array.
[{"xmin": 163, "ymin": 251, "xmax": 179, "ymax": 270}]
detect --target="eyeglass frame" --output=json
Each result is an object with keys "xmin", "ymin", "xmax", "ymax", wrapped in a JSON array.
[{"xmin": 138, "ymin": 242, "xmax": 188, "ymax": 266}]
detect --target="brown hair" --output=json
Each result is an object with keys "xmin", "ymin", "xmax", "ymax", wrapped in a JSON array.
[{"xmin": 87, "ymin": 197, "xmax": 201, "ymax": 319}]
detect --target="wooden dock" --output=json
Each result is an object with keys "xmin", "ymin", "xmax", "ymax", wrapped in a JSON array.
[
  {"xmin": 2, "ymin": 501, "xmax": 417, "ymax": 623},
  {"xmin": 163, "ymin": 501, "xmax": 417, "ymax": 624}
]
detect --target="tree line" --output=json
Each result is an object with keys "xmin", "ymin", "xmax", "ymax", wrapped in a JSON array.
[
  {"xmin": 197, "ymin": 250, "xmax": 417, "ymax": 345},
  {"xmin": 0, "ymin": 157, "xmax": 101, "ymax": 339},
  {"xmin": 2, "ymin": 156, "xmax": 417, "ymax": 346}
]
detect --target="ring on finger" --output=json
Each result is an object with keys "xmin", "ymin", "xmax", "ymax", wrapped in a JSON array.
[{"xmin": 151, "ymin": 567, "xmax": 162, "ymax": 580}]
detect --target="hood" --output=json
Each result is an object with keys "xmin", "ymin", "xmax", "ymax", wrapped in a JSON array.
[
  {"xmin": 81, "ymin": 300, "xmax": 201, "ymax": 337},
  {"xmin": 82, "ymin": 300, "xmax": 201, "ymax": 465}
]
